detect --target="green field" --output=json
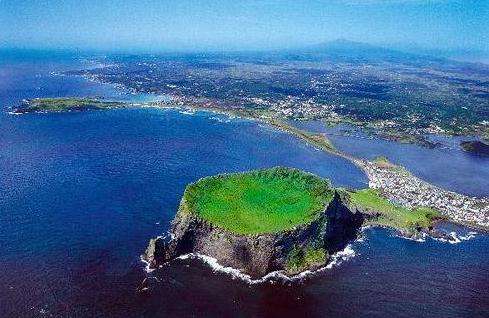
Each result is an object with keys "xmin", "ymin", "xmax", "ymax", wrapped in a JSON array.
[
  {"xmin": 349, "ymin": 188, "xmax": 439, "ymax": 230},
  {"xmin": 18, "ymin": 97, "xmax": 124, "ymax": 113},
  {"xmin": 181, "ymin": 167, "xmax": 333, "ymax": 235}
]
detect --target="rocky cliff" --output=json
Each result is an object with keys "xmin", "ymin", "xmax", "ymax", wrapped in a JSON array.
[{"xmin": 143, "ymin": 190, "xmax": 368, "ymax": 279}]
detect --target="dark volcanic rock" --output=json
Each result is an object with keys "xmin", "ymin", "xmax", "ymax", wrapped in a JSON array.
[
  {"xmin": 460, "ymin": 140, "xmax": 489, "ymax": 157},
  {"xmin": 142, "ymin": 191, "xmax": 367, "ymax": 279},
  {"xmin": 324, "ymin": 191, "xmax": 366, "ymax": 252}
]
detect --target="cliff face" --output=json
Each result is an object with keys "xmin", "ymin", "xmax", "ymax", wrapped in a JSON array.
[
  {"xmin": 143, "ymin": 191, "xmax": 366, "ymax": 279},
  {"xmin": 324, "ymin": 191, "xmax": 366, "ymax": 251}
]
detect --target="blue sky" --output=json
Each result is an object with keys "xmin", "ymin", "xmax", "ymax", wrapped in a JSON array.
[{"xmin": 0, "ymin": 0, "xmax": 487, "ymax": 53}]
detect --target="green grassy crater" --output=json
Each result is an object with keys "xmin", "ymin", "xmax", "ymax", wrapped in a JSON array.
[{"xmin": 181, "ymin": 167, "xmax": 333, "ymax": 235}]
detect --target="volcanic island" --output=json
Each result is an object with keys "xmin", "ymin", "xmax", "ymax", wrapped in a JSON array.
[{"xmin": 143, "ymin": 167, "xmax": 440, "ymax": 279}]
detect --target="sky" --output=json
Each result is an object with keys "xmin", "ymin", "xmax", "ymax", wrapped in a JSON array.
[{"xmin": 0, "ymin": 0, "xmax": 487, "ymax": 53}]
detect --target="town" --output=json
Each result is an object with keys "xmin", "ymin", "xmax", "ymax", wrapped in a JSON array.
[{"xmin": 356, "ymin": 158, "xmax": 489, "ymax": 228}]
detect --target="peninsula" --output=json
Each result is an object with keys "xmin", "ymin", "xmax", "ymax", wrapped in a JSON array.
[
  {"xmin": 143, "ymin": 167, "xmax": 441, "ymax": 278},
  {"xmin": 12, "ymin": 97, "xmax": 126, "ymax": 114}
]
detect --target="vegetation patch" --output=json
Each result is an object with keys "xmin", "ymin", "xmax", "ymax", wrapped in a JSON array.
[
  {"xmin": 16, "ymin": 97, "xmax": 125, "ymax": 113},
  {"xmin": 349, "ymin": 188, "xmax": 440, "ymax": 230},
  {"xmin": 286, "ymin": 245, "xmax": 327, "ymax": 273},
  {"xmin": 183, "ymin": 167, "xmax": 333, "ymax": 235},
  {"xmin": 372, "ymin": 156, "xmax": 396, "ymax": 168},
  {"xmin": 266, "ymin": 118, "xmax": 336, "ymax": 152}
]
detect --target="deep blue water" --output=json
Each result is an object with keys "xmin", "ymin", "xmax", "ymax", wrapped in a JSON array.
[{"xmin": 0, "ymin": 53, "xmax": 488, "ymax": 317}]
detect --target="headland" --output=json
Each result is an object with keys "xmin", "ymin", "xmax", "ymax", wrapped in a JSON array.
[{"xmin": 142, "ymin": 167, "xmax": 442, "ymax": 278}]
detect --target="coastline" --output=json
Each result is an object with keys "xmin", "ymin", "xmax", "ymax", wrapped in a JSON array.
[
  {"xmin": 8, "ymin": 97, "xmax": 489, "ymax": 231},
  {"xmin": 139, "ymin": 222, "xmax": 478, "ymax": 286},
  {"xmin": 149, "ymin": 102, "xmax": 489, "ymax": 230}
]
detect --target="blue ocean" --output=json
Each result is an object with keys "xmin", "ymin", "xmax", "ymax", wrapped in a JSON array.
[{"xmin": 0, "ymin": 51, "xmax": 487, "ymax": 317}]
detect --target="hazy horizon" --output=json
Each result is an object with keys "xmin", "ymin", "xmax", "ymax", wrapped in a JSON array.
[{"xmin": 1, "ymin": 0, "xmax": 488, "ymax": 55}]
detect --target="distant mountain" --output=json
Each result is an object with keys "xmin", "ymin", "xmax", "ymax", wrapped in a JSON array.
[
  {"xmin": 303, "ymin": 39, "xmax": 391, "ymax": 53},
  {"xmin": 282, "ymin": 39, "xmax": 438, "ymax": 63}
]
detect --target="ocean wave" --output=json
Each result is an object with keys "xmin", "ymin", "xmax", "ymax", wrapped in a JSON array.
[
  {"xmin": 393, "ymin": 232, "xmax": 428, "ymax": 243},
  {"xmin": 431, "ymin": 231, "xmax": 477, "ymax": 244},
  {"xmin": 209, "ymin": 116, "xmax": 231, "ymax": 123},
  {"xmin": 179, "ymin": 110, "xmax": 196, "ymax": 116},
  {"xmin": 355, "ymin": 229, "xmax": 370, "ymax": 242},
  {"xmin": 140, "ymin": 255, "xmax": 155, "ymax": 273},
  {"xmin": 459, "ymin": 231, "xmax": 478, "ymax": 240},
  {"xmin": 393, "ymin": 230, "xmax": 477, "ymax": 244},
  {"xmin": 159, "ymin": 243, "xmax": 358, "ymax": 285},
  {"xmin": 325, "ymin": 244, "xmax": 356, "ymax": 269},
  {"xmin": 176, "ymin": 253, "xmax": 275, "ymax": 284}
]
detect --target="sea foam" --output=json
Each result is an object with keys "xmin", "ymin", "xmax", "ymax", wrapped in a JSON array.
[
  {"xmin": 141, "ymin": 242, "xmax": 359, "ymax": 285},
  {"xmin": 431, "ymin": 231, "xmax": 477, "ymax": 244}
]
